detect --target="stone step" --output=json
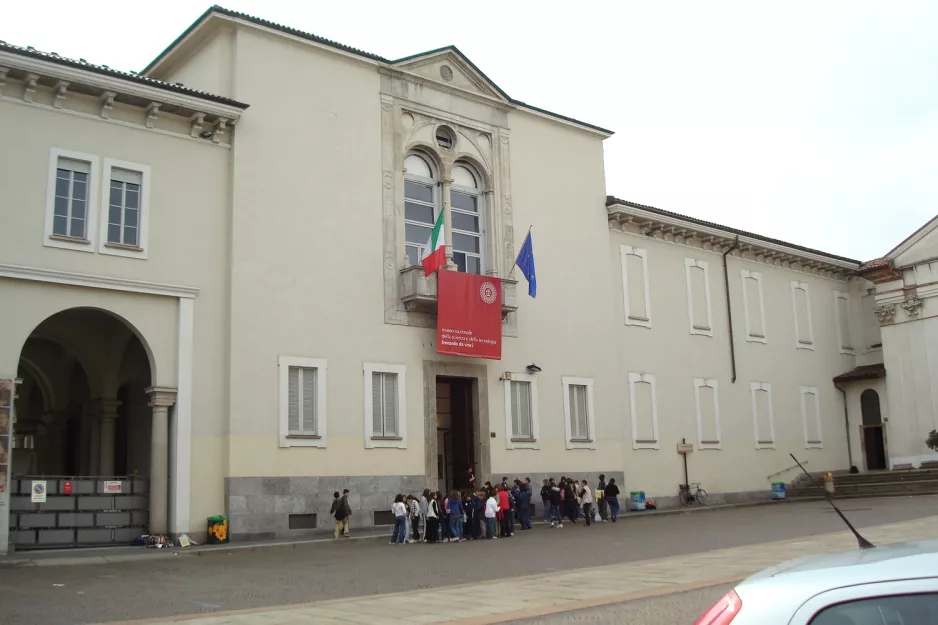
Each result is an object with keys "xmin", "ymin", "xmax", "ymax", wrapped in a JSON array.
[
  {"xmin": 793, "ymin": 471, "xmax": 938, "ymax": 487},
  {"xmin": 788, "ymin": 482, "xmax": 938, "ymax": 498}
]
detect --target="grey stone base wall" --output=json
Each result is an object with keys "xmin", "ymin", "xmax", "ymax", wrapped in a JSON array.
[{"xmin": 226, "ymin": 475, "xmax": 426, "ymax": 542}]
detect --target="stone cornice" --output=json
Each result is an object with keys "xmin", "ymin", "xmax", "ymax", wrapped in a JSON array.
[{"xmin": 608, "ymin": 204, "xmax": 857, "ymax": 279}]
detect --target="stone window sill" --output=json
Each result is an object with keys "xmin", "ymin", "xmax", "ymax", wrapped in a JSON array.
[
  {"xmin": 371, "ymin": 436, "xmax": 403, "ymax": 441},
  {"xmin": 569, "ymin": 438, "xmax": 593, "ymax": 443},
  {"xmin": 50, "ymin": 234, "xmax": 90, "ymax": 245},
  {"xmin": 635, "ymin": 439, "xmax": 657, "ymax": 445},
  {"xmin": 510, "ymin": 437, "xmax": 537, "ymax": 443},
  {"xmin": 700, "ymin": 440, "xmax": 720, "ymax": 445},
  {"xmin": 105, "ymin": 242, "xmax": 145, "ymax": 252},
  {"xmin": 287, "ymin": 434, "xmax": 321, "ymax": 440}
]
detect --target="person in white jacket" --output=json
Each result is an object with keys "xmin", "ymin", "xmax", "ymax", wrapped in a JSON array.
[
  {"xmin": 579, "ymin": 480, "xmax": 594, "ymax": 527},
  {"xmin": 484, "ymin": 492, "xmax": 499, "ymax": 539}
]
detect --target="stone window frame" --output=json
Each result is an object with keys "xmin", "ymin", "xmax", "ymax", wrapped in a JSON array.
[
  {"xmin": 380, "ymin": 94, "xmax": 516, "ymax": 334},
  {"xmin": 503, "ymin": 373, "xmax": 539, "ymax": 450},
  {"xmin": 628, "ymin": 372, "xmax": 660, "ymax": 450},
  {"xmin": 741, "ymin": 269, "xmax": 768, "ymax": 344},
  {"xmin": 790, "ymin": 280, "xmax": 815, "ymax": 350},
  {"xmin": 562, "ymin": 376, "xmax": 596, "ymax": 450},
  {"xmin": 832, "ymin": 290, "xmax": 854, "ymax": 355},
  {"xmin": 44, "ymin": 147, "xmax": 101, "ymax": 253},
  {"xmin": 684, "ymin": 257, "xmax": 714, "ymax": 337},
  {"xmin": 620, "ymin": 245, "xmax": 652, "ymax": 328},
  {"xmin": 693, "ymin": 378, "xmax": 722, "ymax": 450},
  {"xmin": 277, "ymin": 356, "xmax": 327, "ymax": 448},
  {"xmin": 364, "ymin": 362, "xmax": 407, "ymax": 449},
  {"xmin": 750, "ymin": 381, "xmax": 776, "ymax": 450},
  {"xmin": 800, "ymin": 385, "xmax": 823, "ymax": 449},
  {"xmin": 98, "ymin": 157, "xmax": 151, "ymax": 260}
]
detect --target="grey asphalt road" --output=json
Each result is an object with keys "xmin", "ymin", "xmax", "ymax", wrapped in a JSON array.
[
  {"xmin": 0, "ymin": 497, "xmax": 934, "ymax": 625},
  {"xmin": 507, "ymin": 583, "xmax": 734, "ymax": 625}
]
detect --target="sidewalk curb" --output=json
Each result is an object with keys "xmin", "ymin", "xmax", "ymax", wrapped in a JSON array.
[{"xmin": 0, "ymin": 497, "xmax": 825, "ymax": 568}]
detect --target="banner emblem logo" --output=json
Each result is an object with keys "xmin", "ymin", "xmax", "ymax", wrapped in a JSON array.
[{"xmin": 480, "ymin": 282, "xmax": 498, "ymax": 305}]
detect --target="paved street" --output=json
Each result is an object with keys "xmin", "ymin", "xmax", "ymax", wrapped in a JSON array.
[
  {"xmin": 508, "ymin": 584, "xmax": 734, "ymax": 625},
  {"xmin": 0, "ymin": 496, "xmax": 936, "ymax": 624}
]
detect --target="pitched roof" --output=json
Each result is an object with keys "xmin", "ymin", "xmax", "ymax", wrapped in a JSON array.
[
  {"xmin": 142, "ymin": 5, "xmax": 612, "ymax": 136},
  {"xmin": 833, "ymin": 363, "xmax": 886, "ymax": 383},
  {"xmin": 0, "ymin": 39, "xmax": 248, "ymax": 109},
  {"xmin": 606, "ymin": 196, "xmax": 861, "ymax": 265}
]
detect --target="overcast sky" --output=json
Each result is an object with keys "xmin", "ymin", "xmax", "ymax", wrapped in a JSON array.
[{"xmin": 5, "ymin": 1, "xmax": 936, "ymax": 261}]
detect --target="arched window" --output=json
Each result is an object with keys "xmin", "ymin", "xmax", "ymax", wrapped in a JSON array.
[
  {"xmin": 450, "ymin": 163, "xmax": 483, "ymax": 274},
  {"xmin": 403, "ymin": 153, "xmax": 438, "ymax": 266}
]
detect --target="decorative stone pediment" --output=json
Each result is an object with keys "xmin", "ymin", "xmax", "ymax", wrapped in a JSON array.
[{"xmin": 394, "ymin": 49, "xmax": 508, "ymax": 103}]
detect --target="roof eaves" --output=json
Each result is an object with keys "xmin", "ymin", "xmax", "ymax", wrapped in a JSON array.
[
  {"xmin": 143, "ymin": 6, "xmax": 612, "ymax": 136},
  {"xmin": 0, "ymin": 39, "xmax": 248, "ymax": 109},
  {"xmin": 607, "ymin": 196, "xmax": 860, "ymax": 265}
]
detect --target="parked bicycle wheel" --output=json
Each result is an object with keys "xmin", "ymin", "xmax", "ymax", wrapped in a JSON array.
[
  {"xmin": 679, "ymin": 488, "xmax": 693, "ymax": 506},
  {"xmin": 695, "ymin": 488, "xmax": 708, "ymax": 505}
]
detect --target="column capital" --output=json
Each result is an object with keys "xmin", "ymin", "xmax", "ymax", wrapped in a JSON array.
[
  {"xmin": 94, "ymin": 398, "xmax": 122, "ymax": 419},
  {"xmin": 146, "ymin": 387, "xmax": 178, "ymax": 408}
]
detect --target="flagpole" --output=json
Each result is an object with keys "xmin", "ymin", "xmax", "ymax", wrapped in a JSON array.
[{"xmin": 506, "ymin": 225, "xmax": 532, "ymax": 282}]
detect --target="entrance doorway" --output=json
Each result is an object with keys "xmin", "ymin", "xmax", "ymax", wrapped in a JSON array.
[
  {"xmin": 860, "ymin": 389, "xmax": 887, "ymax": 471},
  {"xmin": 10, "ymin": 308, "xmax": 154, "ymax": 549},
  {"xmin": 436, "ymin": 377, "xmax": 475, "ymax": 493}
]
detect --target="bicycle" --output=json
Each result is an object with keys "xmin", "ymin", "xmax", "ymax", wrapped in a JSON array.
[{"xmin": 679, "ymin": 482, "xmax": 708, "ymax": 506}]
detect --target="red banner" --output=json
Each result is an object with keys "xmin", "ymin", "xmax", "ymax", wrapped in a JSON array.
[{"xmin": 437, "ymin": 270, "xmax": 502, "ymax": 360}]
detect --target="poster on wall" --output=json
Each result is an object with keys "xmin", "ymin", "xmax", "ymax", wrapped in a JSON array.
[
  {"xmin": 436, "ymin": 270, "xmax": 502, "ymax": 360},
  {"xmin": 0, "ymin": 379, "xmax": 11, "ymax": 497}
]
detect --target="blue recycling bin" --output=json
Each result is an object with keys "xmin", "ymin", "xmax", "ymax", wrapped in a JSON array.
[
  {"xmin": 771, "ymin": 482, "xmax": 786, "ymax": 500},
  {"xmin": 630, "ymin": 491, "xmax": 646, "ymax": 510}
]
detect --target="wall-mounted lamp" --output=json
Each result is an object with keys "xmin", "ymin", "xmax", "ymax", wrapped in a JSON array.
[
  {"xmin": 199, "ymin": 130, "xmax": 215, "ymax": 139},
  {"xmin": 526, "ymin": 363, "xmax": 541, "ymax": 374}
]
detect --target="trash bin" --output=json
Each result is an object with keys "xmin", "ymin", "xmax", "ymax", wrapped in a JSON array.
[
  {"xmin": 630, "ymin": 491, "xmax": 646, "ymax": 511},
  {"xmin": 771, "ymin": 482, "xmax": 786, "ymax": 500},
  {"xmin": 207, "ymin": 515, "xmax": 229, "ymax": 544}
]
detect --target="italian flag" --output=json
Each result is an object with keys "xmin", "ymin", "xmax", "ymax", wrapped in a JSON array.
[{"xmin": 421, "ymin": 210, "xmax": 446, "ymax": 276}]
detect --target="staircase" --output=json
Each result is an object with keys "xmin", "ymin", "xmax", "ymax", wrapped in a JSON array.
[{"xmin": 787, "ymin": 468, "xmax": 938, "ymax": 500}]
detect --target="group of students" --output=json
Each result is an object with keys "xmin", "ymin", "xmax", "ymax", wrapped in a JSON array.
[{"xmin": 388, "ymin": 472, "xmax": 622, "ymax": 544}]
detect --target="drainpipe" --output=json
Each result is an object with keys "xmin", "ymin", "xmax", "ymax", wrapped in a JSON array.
[
  {"xmin": 836, "ymin": 384, "xmax": 854, "ymax": 469},
  {"xmin": 722, "ymin": 236, "xmax": 740, "ymax": 383}
]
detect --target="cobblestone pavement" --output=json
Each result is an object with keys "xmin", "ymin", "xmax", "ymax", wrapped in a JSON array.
[
  {"xmin": 507, "ymin": 584, "xmax": 734, "ymax": 624},
  {"xmin": 0, "ymin": 496, "xmax": 935, "ymax": 624}
]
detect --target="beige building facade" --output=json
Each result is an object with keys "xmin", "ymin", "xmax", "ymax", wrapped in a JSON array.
[{"xmin": 0, "ymin": 7, "xmax": 934, "ymax": 551}]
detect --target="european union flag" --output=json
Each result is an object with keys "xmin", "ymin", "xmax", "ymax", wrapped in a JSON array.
[{"xmin": 515, "ymin": 231, "xmax": 537, "ymax": 298}]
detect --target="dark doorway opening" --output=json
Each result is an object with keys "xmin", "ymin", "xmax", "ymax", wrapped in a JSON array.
[
  {"xmin": 860, "ymin": 389, "xmax": 887, "ymax": 471},
  {"xmin": 436, "ymin": 376, "xmax": 475, "ymax": 493}
]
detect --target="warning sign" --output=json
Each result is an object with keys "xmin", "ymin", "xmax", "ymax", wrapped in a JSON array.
[
  {"xmin": 104, "ymin": 481, "xmax": 122, "ymax": 494},
  {"xmin": 31, "ymin": 480, "xmax": 47, "ymax": 503}
]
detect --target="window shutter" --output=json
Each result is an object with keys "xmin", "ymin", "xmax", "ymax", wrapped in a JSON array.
[
  {"xmin": 510, "ymin": 382, "xmax": 521, "ymax": 437},
  {"xmin": 371, "ymin": 372, "xmax": 384, "ymax": 436},
  {"xmin": 519, "ymin": 383, "xmax": 532, "ymax": 438},
  {"xmin": 383, "ymin": 373, "xmax": 398, "ymax": 436},
  {"xmin": 574, "ymin": 385, "xmax": 589, "ymax": 439},
  {"xmin": 302, "ymin": 368, "xmax": 317, "ymax": 434},
  {"xmin": 288, "ymin": 367, "xmax": 300, "ymax": 433}
]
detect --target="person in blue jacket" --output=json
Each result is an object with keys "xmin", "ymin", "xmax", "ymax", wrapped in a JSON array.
[{"xmin": 516, "ymin": 482, "xmax": 532, "ymax": 530}]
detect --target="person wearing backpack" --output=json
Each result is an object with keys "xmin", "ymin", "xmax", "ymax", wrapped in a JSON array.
[{"xmin": 330, "ymin": 489, "xmax": 351, "ymax": 538}]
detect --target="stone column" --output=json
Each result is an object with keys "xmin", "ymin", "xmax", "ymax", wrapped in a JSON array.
[
  {"xmin": 146, "ymin": 387, "xmax": 176, "ymax": 536},
  {"xmin": 441, "ymin": 177, "xmax": 456, "ymax": 270},
  {"xmin": 87, "ymin": 405, "xmax": 101, "ymax": 477},
  {"xmin": 97, "ymin": 399, "xmax": 121, "ymax": 476}
]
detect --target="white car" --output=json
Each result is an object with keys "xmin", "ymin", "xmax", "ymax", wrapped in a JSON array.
[{"xmin": 693, "ymin": 538, "xmax": 938, "ymax": 624}]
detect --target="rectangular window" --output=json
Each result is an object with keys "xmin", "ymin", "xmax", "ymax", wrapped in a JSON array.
[
  {"xmin": 750, "ymin": 382, "xmax": 775, "ymax": 449},
  {"xmin": 694, "ymin": 378, "xmax": 721, "ymax": 450},
  {"xmin": 44, "ymin": 148, "xmax": 99, "ymax": 252},
  {"xmin": 99, "ymin": 158, "xmax": 150, "ymax": 259},
  {"xmin": 504, "ymin": 373, "xmax": 539, "ymax": 449},
  {"xmin": 833, "ymin": 290, "xmax": 854, "ymax": 354},
  {"xmin": 451, "ymin": 191, "xmax": 483, "ymax": 275},
  {"xmin": 800, "ymin": 386, "xmax": 822, "ymax": 448},
  {"xmin": 107, "ymin": 169, "xmax": 142, "ymax": 247},
  {"xmin": 620, "ymin": 245, "xmax": 651, "ymax": 328},
  {"xmin": 790, "ymin": 281, "xmax": 814, "ymax": 349},
  {"xmin": 741, "ymin": 269, "xmax": 767, "ymax": 343},
  {"xmin": 562, "ymin": 377, "xmax": 595, "ymax": 449},
  {"xmin": 628, "ymin": 373, "xmax": 659, "ymax": 449},
  {"xmin": 685, "ymin": 258, "xmax": 713, "ymax": 336},
  {"xmin": 404, "ymin": 179, "xmax": 437, "ymax": 266},
  {"xmin": 364, "ymin": 363, "xmax": 407, "ymax": 449},
  {"xmin": 278, "ymin": 356, "xmax": 327, "ymax": 448}
]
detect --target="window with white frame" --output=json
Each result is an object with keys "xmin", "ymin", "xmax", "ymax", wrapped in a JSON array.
[
  {"xmin": 504, "ymin": 374, "xmax": 539, "ymax": 449},
  {"xmin": 44, "ymin": 148, "xmax": 99, "ymax": 252},
  {"xmin": 833, "ymin": 290, "xmax": 854, "ymax": 354},
  {"xmin": 741, "ymin": 269, "xmax": 767, "ymax": 343},
  {"xmin": 790, "ymin": 281, "xmax": 814, "ymax": 349},
  {"xmin": 628, "ymin": 373, "xmax": 659, "ymax": 449},
  {"xmin": 562, "ymin": 377, "xmax": 596, "ymax": 449},
  {"xmin": 800, "ymin": 386, "xmax": 823, "ymax": 448},
  {"xmin": 278, "ymin": 356, "xmax": 327, "ymax": 448},
  {"xmin": 403, "ymin": 153, "xmax": 439, "ymax": 267},
  {"xmin": 685, "ymin": 258, "xmax": 713, "ymax": 336},
  {"xmin": 450, "ymin": 163, "xmax": 484, "ymax": 275},
  {"xmin": 750, "ymin": 382, "xmax": 775, "ymax": 449},
  {"xmin": 364, "ymin": 363, "xmax": 407, "ymax": 449},
  {"xmin": 99, "ymin": 159, "xmax": 151, "ymax": 258},
  {"xmin": 694, "ymin": 378, "xmax": 722, "ymax": 450},
  {"xmin": 620, "ymin": 245, "xmax": 651, "ymax": 328}
]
